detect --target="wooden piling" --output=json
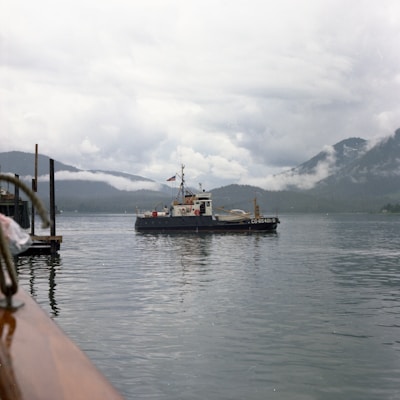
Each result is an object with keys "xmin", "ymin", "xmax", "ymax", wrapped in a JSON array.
[
  {"xmin": 31, "ymin": 179, "xmax": 35, "ymax": 236},
  {"xmin": 31, "ymin": 144, "xmax": 38, "ymax": 236},
  {"xmin": 49, "ymin": 159, "xmax": 57, "ymax": 255},
  {"xmin": 13, "ymin": 174, "xmax": 20, "ymax": 224},
  {"xmin": 34, "ymin": 144, "xmax": 38, "ymax": 192}
]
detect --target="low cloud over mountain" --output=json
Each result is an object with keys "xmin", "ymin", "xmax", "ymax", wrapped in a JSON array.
[
  {"xmin": 2, "ymin": 128, "xmax": 400, "ymax": 213},
  {"xmin": 31, "ymin": 170, "xmax": 161, "ymax": 192}
]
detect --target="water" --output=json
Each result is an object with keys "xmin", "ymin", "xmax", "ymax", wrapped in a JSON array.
[{"xmin": 15, "ymin": 213, "xmax": 400, "ymax": 399}]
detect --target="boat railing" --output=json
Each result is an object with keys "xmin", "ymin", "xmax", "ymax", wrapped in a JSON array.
[
  {"xmin": 135, "ymin": 208, "xmax": 170, "ymax": 218},
  {"xmin": 0, "ymin": 174, "xmax": 50, "ymax": 310}
]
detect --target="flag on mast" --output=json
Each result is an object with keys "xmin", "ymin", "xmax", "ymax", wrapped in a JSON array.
[{"xmin": 166, "ymin": 175, "xmax": 176, "ymax": 182}]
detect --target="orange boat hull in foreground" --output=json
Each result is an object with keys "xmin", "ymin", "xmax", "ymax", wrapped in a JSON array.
[{"xmin": 0, "ymin": 288, "xmax": 124, "ymax": 400}]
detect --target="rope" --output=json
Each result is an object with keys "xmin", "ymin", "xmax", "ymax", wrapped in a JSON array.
[
  {"xmin": 0, "ymin": 223, "xmax": 18, "ymax": 298},
  {"xmin": 0, "ymin": 174, "xmax": 50, "ymax": 306}
]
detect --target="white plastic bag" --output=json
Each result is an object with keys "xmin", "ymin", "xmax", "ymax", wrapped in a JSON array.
[{"xmin": 0, "ymin": 213, "xmax": 32, "ymax": 255}]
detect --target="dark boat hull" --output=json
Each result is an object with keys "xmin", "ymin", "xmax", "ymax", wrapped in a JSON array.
[{"xmin": 135, "ymin": 215, "xmax": 279, "ymax": 233}]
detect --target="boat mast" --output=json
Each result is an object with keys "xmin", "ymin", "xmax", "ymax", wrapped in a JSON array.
[
  {"xmin": 175, "ymin": 164, "xmax": 193, "ymax": 203},
  {"xmin": 253, "ymin": 197, "xmax": 260, "ymax": 218},
  {"xmin": 175, "ymin": 164, "xmax": 185, "ymax": 204},
  {"xmin": 181, "ymin": 164, "xmax": 185, "ymax": 203}
]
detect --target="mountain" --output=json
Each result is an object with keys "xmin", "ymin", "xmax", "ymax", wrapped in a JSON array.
[
  {"xmin": 246, "ymin": 129, "xmax": 400, "ymax": 212},
  {"xmin": 0, "ymin": 151, "xmax": 165, "ymax": 212},
  {"xmin": 309, "ymin": 129, "xmax": 400, "ymax": 201},
  {"xmin": 0, "ymin": 151, "xmax": 80, "ymax": 175},
  {"xmin": 278, "ymin": 137, "xmax": 368, "ymax": 191},
  {"xmin": 0, "ymin": 151, "xmax": 149, "ymax": 182},
  {"xmin": 2, "ymin": 128, "xmax": 400, "ymax": 213},
  {"xmin": 295, "ymin": 137, "xmax": 368, "ymax": 176}
]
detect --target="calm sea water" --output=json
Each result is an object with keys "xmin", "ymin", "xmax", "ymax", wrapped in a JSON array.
[{"xmin": 16, "ymin": 213, "xmax": 400, "ymax": 400}]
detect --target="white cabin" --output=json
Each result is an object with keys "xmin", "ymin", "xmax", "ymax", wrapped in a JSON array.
[{"xmin": 170, "ymin": 192, "xmax": 213, "ymax": 217}]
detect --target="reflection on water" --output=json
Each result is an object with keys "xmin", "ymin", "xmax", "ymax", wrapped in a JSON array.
[
  {"xmin": 15, "ymin": 255, "xmax": 61, "ymax": 317},
  {"xmin": 174, "ymin": 234, "xmax": 213, "ymax": 302}
]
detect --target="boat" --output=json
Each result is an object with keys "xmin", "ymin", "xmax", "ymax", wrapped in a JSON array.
[
  {"xmin": 135, "ymin": 165, "xmax": 280, "ymax": 233},
  {"xmin": 0, "ymin": 173, "xmax": 123, "ymax": 399}
]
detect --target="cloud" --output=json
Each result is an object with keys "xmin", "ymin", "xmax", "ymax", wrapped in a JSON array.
[
  {"xmin": 80, "ymin": 138, "xmax": 99, "ymax": 155},
  {"xmin": 1, "ymin": 0, "xmax": 400, "ymax": 189},
  {"xmin": 245, "ymin": 145, "xmax": 338, "ymax": 190},
  {"xmin": 23, "ymin": 170, "xmax": 161, "ymax": 192}
]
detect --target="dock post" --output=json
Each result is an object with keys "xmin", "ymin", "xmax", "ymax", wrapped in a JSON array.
[
  {"xmin": 49, "ymin": 159, "xmax": 56, "ymax": 255},
  {"xmin": 13, "ymin": 174, "xmax": 20, "ymax": 224},
  {"xmin": 31, "ymin": 179, "xmax": 35, "ymax": 236},
  {"xmin": 34, "ymin": 144, "xmax": 38, "ymax": 192},
  {"xmin": 31, "ymin": 144, "xmax": 38, "ymax": 236}
]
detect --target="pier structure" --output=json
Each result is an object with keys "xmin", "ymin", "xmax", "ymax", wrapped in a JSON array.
[
  {"xmin": 24, "ymin": 147, "xmax": 62, "ymax": 256},
  {"xmin": 0, "ymin": 145, "xmax": 62, "ymax": 256}
]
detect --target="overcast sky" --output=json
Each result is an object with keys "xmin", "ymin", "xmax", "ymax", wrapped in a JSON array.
[{"xmin": 1, "ymin": 0, "xmax": 400, "ymax": 190}]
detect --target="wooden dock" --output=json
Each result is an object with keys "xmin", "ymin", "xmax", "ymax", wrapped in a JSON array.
[
  {"xmin": 20, "ymin": 235, "xmax": 63, "ymax": 256},
  {"xmin": 26, "ymin": 155, "xmax": 62, "ymax": 256},
  {"xmin": 0, "ymin": 147, "xmax": 63, "ymax": 257}
]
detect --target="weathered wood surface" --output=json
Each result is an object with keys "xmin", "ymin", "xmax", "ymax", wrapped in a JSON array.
[
  {"xmin": 30, "ymin": 235, "xmax": 63, "ymax": 243},
  {"xmin": 18, "ymin": 236, "xmax": 63, "ymax": 256},
  {"xmin": 0, "ymin": 289, "xmax": 124, "ymax": 400}
]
